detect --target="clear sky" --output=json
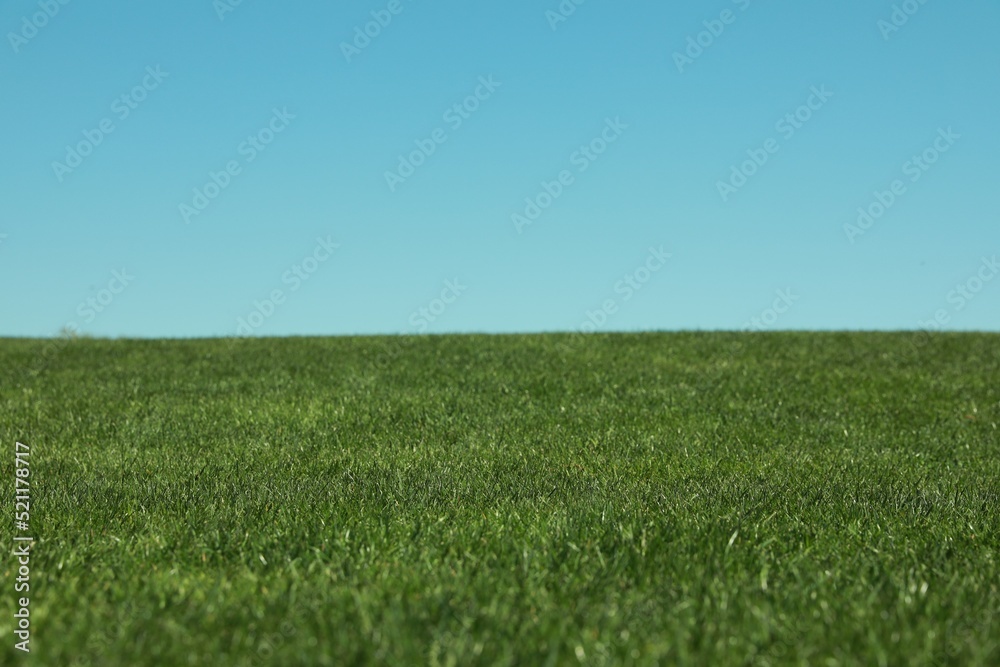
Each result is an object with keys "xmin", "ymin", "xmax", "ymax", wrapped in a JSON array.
[{"xmin": 1, "ymin": 0, "xmax": 997, "ymax": 337}]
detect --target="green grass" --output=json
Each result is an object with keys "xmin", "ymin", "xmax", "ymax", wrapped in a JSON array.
[{"xmin": 1, "ymin": 332, "xmax": 998, "ymax": 666}]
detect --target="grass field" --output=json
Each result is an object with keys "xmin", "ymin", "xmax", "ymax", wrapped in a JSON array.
[{"xmin": 1, "ymin": 332, "xmax": 998, "ymax": 666}]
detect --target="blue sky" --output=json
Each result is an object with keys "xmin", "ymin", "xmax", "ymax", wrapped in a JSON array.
[{"xmin": 1, "ymin": 0, "xmax": 997, "ymax": 337}]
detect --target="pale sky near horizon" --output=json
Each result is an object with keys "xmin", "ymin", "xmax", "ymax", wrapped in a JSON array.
[{"xmin": 1, "ymin": 0, "xmax": 998, "ymax": 337}]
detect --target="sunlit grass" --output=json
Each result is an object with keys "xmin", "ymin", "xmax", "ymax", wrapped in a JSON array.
[{"xmin": 1, "ymin": 332, "xmax": 997, "ymax": 665}]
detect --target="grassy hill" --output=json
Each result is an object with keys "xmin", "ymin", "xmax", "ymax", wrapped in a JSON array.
[{"xmin": 1, "ymin": 332, "xmax": 998, "ymax": 665}]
